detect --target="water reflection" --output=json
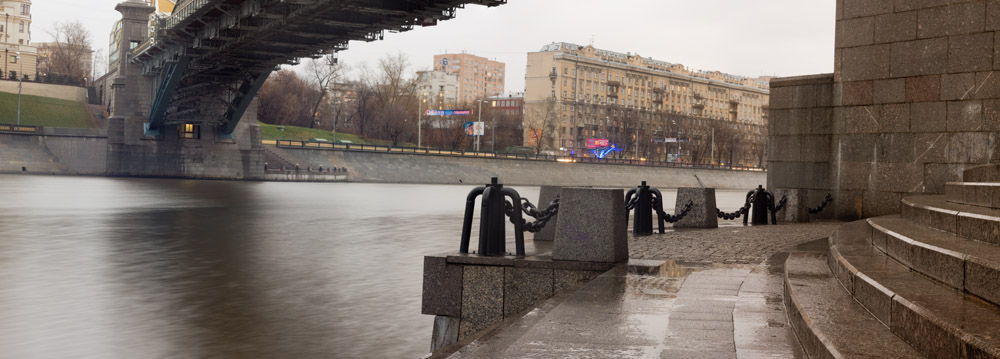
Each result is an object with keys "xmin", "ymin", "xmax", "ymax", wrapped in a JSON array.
[{"xmin": 0, "ymin": 175, "xmax": 747, "ymax": 358}]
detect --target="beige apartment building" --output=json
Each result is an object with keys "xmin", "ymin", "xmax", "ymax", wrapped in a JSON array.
[
  {"xmin": 0, "ymin": 0, "xmax": 35, "ymax": 81},
  {"xmin": 433, "ymin": 53, "xmax": 504, "ymax": 105},
  {"xmin": 416, "ymin": 70, "xmax": 460, "ymax": 110},
  {"xmin": 524, "ymin": 42, "xmax": 770, "ymax": 167}
]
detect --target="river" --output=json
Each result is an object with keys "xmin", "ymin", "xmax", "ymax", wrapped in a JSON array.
[{"xmin": 0, "ymin": 175, "xmax": 750, "ymax": 358}]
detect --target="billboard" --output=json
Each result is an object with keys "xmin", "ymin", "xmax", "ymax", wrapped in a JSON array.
[
  {"xmin": 586, "ymin": 138, "xmax": 610, "ymax": 149},
  {"xmin": 464, "ymin": 121, "xmax": 485, "ymax": 136},
  {"xmin": 425, "ymin": 109, "xmax": 472, "ymax": 116}
]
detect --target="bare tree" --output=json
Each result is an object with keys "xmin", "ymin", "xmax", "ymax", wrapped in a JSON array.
[
  {"xmin": 44, "ymin": 21, "xmax": 92, "ymax": 83},
  {"xmin": 257, "ymin": 69, "xmax": 321, "ymax": 127},
  {"xmin": 371, "ymin": 53, "xmax": 418, "ymax": 146},
  {"xmin": 304, "ymin": 54, "xmax": 346, "ymax": 128},
  {"xmin": 524, "ymin": 96, "xmax": 557, "ymax": 155}
]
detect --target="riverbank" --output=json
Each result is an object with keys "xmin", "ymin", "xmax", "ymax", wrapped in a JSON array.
[
  {"xmin": 0, "ymin": 129, "xmax": 766, "ymax": 189},
  {"xmin": 432, "ymin": 222, "xmax": 840, "ymax": 358}
]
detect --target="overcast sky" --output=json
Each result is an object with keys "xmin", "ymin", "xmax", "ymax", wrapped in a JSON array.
[{"xmin": 35, "ymin": 0, "xmax": 835, "ymax": 91}]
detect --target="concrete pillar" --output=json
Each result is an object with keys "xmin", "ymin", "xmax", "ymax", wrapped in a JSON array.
[
  {"xmin": 673, "ymin": 187, "xmax": 719, "ymax": 228},
  {"xmin": 775, "ymin": 188, "xmax": 810, "ymax": 223},
  {"xmin": 553, "ymin": 187, "xmax": 627, "ymax": 263}
]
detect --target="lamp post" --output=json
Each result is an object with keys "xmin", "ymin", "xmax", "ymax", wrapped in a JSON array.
[
  {"xmin": 417, "ymin": 97, "xmax": 424, "ymax": 148},
  {"xmin": 16, "ymin": 51, "xmax": 22, "ymax": 125},
  {"xmin": 490, "ymin": 100, "xmax": 496, "ymax": 153}
]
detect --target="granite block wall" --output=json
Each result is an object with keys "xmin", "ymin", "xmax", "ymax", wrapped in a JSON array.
[
  {"xmin": 769, "ymin": 0, "xmax": 1000, "ymax": 220},
  {"xmin": 285, "ymin": 148, "xmax": 767, "ymax": 189}
]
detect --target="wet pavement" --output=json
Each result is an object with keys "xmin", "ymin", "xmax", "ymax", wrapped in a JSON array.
[{"xmin": 441, "ymin": 223, "xmax": 839, "ymax": 358}]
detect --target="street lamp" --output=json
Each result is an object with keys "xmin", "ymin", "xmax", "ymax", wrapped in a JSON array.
[
  {"xmin": 417, "ymin": 97, "xmax": 425, "ymax": 148},
  {"xmin": 16, "ymin": 51, "xmax": 22, "ymax": 125}
]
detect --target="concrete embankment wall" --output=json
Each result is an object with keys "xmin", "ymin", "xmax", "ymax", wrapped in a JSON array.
[
  {"xmin": 0, "ymin": 130, "xmax": 107, "ymax": 175},
  {"xmin": 281, "ymin": 147, "xmax": 766, "ymax": 189},
  {"xmin": 0, "ymin": 81, "xmax": 89, "ymax": 103}
]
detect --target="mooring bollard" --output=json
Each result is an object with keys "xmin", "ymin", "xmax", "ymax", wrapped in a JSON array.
[
  {"xmin": 625, "ymin": 181, "xmax": 694, "ymax": 235},
  {"xmin": 458, "ymin": 178, "xmax": 561, "ymax": 256}
]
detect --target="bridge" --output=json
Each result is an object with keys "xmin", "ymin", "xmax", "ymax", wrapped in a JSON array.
[{"xmin": 124, "ymin": 0, "xmax": 505, "ymax": 137}]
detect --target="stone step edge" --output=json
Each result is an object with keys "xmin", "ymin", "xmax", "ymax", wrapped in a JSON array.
[
  {"xmin": 784, "ymin": 251, "xmax": 925, "ymax": 359},
  {"xmin": 828, "ymin": 226, "xmax": 1000, "ymax": 359},
  {"xmin": 866, "ymin": 217, "xmax": 1000, "ymax": 307},
  {"xmin": 945, "ymin": 182, "xmax": 1000, "ymax": 210},
  {"xmin": 900, "ymin": 196, "xmax": 1000, "ymax": 246}
]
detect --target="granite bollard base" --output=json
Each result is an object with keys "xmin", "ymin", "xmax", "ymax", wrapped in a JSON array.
[
  {"xmin": 553, "ymin": 187, "xmax": 628, "ymax": 263},
  {"xmin": 775, "ymin": 188, "xmax": 810, "ymax": 223},
  {"xmin": 533, "ymin": 186, "xmax": 562, "ymax": 241},
  {"xmin": 672, "ymin": 187, "xmax": 718, "ymax": 228}
]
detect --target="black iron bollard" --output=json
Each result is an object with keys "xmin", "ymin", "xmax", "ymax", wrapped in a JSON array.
[
  {"xmin": 743, "ymin": 185, "xmax": 778, "ymax": 225},
  {"xmin": 625, "ymin": 181, "xmax": 668, "ymax": 236},
  {"xmin": 459, "ymin": 177, "xmax": 526, "ymax": 256}
]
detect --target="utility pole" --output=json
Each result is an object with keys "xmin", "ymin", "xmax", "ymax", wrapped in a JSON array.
[
  {"xmin": 710, "ymin": 127, "xmax": 715, "ymax": 165},
  {"xmin": 490, "ymin": 100, "xmax": 495, "ymax": 153},
  {"xmin": 476, "ymin": 99, "xmax": 483, "ymax": 152},
  {"xmin": 16, "ymin": 51, "xmax": 22, "ymax": 125},
  {"xmin": 417, "ymin": 98, "xmax": 422, "ymax": 148}
]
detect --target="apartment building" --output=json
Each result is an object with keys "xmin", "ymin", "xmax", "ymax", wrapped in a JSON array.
[
  {"xmin": 416, "ymin": 70, "xmax": 460, "ymax": 110},
  {"xmin": 433, "ymin": 53, "xmax": 504, "ymax": 104},
  {"xmin": 0, "ymin": 0, "xmax": 35, "ymax": 80},
  {"xmin": 524, "ymin": 42, "xmax": 770, "ymax": 166}
]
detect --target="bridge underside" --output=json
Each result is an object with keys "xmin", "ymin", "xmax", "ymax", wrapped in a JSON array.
[{"xmin": 132, "ymin": 0, "xmax": 505, "ymax": 135}]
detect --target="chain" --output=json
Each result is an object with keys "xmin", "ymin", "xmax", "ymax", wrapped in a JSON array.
[
  {"xmin": 625, "ymin": 196, "xmax": 638, "ymax": 211},
  {"xmin": 519, "ymin": 197, "xmax": 560, "ymax": 233},
  {"xmin": 718, "ymin": 193, "xmax": 754, "ymax": 220},
  {"xmin": 773, "ymin": 195, "xmax": 788, "ymax": 212},
  {"xmin": 808, "ymin": 194, "xmax": 833, "ymax": 214},
  {"xmin": 663, "ymin": 200, "xmax": 694, "ymax": 223}
]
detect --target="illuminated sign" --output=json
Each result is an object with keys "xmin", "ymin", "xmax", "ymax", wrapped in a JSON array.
[
  {"xmin": 425, "ymin": 109, "xmax": 472, "ymax": 116},
  {"xmin": 464, "ymin": 121, "xmax": 484, "ymax": 136},
  {"xmin": 586, "ymin": 138, "xmax": 610, "ymax": 149},
  {"xmin": 591, "ymin": 144, "xmax": 623, "ymax": 159}
]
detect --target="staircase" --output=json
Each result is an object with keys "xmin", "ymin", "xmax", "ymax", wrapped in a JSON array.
[{"xmin": 785, "ymin": 165, "xmax": 1000, "ymax": 358}]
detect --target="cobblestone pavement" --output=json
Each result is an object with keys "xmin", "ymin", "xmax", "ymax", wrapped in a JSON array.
[{"xmin": 628, "ymin": 222, "xmax": 841, "ymax": 264}]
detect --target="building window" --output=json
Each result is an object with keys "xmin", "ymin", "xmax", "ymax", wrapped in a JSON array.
[
  {"xmin": 9, "ymin": 55, "xmax": 16, "ymax": 64},
  {"xmin": 180, "ymin": 123, "xmax": 199, "ymax": 139},
  {"xmin": 19, "ymin": 21, "xmax": 24, "ymax": 33},
  {"xmin": 20, "ymin": 4, "xmax": 28, "ymax": 15},
  {"xmin": 17, "ymin": 39, "xmax": 22, "ymax": 45}
]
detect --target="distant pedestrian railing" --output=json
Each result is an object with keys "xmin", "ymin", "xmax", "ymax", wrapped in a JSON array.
[
  {"xmin": 0, "ymin": 124, "xmax": 39, "ymax": 134},
  {"xmin": 270, "ymin": 139, "xmax": 766, "ymax": 171}
]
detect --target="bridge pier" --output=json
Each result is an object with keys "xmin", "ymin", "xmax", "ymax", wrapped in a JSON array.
[{"xmin": 103, "ymin": 0, "xmax": 263, "ymax": 180}]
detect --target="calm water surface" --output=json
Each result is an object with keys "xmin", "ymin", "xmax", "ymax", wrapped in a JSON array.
[{"xmin": 0, "ymin": 175, "xmax": 748, "ymax": 358}]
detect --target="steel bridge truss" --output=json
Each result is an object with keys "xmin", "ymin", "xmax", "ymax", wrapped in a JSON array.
[{"xmin": 132, "ymin": 0, "xmax": 506, "ymax": 135}]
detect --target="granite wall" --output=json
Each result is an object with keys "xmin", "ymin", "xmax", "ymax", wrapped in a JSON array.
[
  {"xmin": 0, "ymin": 131, "xmax": 108, "ymax": 175},
  {"xmin": 280, "ymin": 147, "xmax": 767, "ymax": 189},
  {"xmin": 768, "ymin": 0, "xmax": 1000, "ymax": 220}
]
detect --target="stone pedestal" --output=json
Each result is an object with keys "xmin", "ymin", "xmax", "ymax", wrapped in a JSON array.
[
  {"xmin": 672, "ymin": 187, "xmax": 718, "ymax": 228},
  {"xmin": 775, "ymin": 188, "xmax": 810, "ymax": 223},
  {"xmin": 533, "ymin": 186, "xmax": 561, "ymax": 241},
  {"xmin": 553, "ymin": 188, "xmax": 628, "ymax": 263}
]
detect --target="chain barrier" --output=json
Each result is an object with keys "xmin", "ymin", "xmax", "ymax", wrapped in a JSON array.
[
  {"xmin": 773, "ymin": 195, "xmax": 788, "ymax": 212},
  {"xmin": 661, "ymin": 199, "xmax": 694, "ymax": 223},
  {"xmin": 506, "ymin": 197, "xmax": 560, "ymax": 233},
  {"xmin": 718, "ymin": 193, "xmax": 754, "ymax": 220},
  {"xmin": 808, "ymin": 194, "xmax": 833, "ymax": 214}
]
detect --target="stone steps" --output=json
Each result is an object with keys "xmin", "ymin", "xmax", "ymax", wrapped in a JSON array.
[
  {"xmin": 901, "ymin": 195, "xmax": 1000, "ymax": 246},
  {"xmin": 783, "ymin": 250, "xmax": 926, "ymax": 359},
  {"xmin": 945, "ymin": 182, "xmax": 1000, "ymax": 209},
  {"xmin": 825, "ymin": 220, "xmax": 1000, "ymax": 358},
  {"xmin": 867, "ymin": 216, "xmax": 1000, "ymax": 306}
]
